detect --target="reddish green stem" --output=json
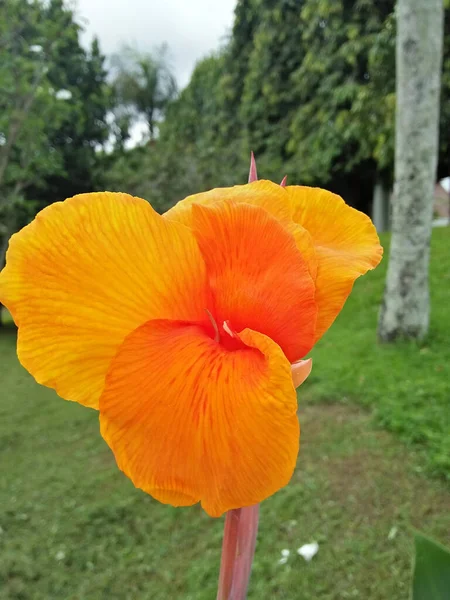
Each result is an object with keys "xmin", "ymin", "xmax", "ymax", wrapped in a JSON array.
[{"xmin": 216, "ymin": 504, "xmax": 260, "ymax": 600}]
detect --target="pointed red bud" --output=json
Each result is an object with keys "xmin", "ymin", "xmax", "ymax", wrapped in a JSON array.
[{"xmin": 248, "ymin": 152, "xmax": 258, "ymax": 183}]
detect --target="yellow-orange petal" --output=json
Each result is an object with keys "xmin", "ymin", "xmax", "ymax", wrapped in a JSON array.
[
  {"xmin": 99, "ymin": 319, "xmax": 300, "ymax": 517},
  {"xmin": 0, "ymin": 192, "xmax": 209, "ymax": 408},
  {"xmin": 165, "ymin": 180, "xmax": 319, "ymax": 282},
  {"xmin": 191, "ymin": 200, "xmax": 317, "ymax": 363},
  {"xmin": 164, "ymin": 180, "xmax": 290, "ymax": 227},
  {"xmin": 286, "ymin": 186, "xmax": 383, "ymax": 341}
]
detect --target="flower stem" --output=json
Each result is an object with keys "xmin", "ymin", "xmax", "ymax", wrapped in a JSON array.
[{"xmin": 216, "ymin": 504, "xmax": 260, "ymax": 600}]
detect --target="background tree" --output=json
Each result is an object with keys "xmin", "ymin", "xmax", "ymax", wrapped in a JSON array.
[
  {"xmin": 0, "ymin": 0, "xmax": 66, "ymax": 212},
  {"xmin": 378, "ymin": 0, "xmax": 444, "ymax": 341},
  {"xmin": 238, "ymin": 0, "xmax": 307, "ymax": 179},
  {"xmin": 0, "ymin": 0, "xmax": 111, "ymax": 325},
  {"xmin": 106, "ymin": 0, "xmax": 400, "ymax": 214},
  {"xmin": 111, "ymin": 45, "xmax": 177, "ymax": 142},
  {"xmin": 28, "ymin": 0, "xmax": 111, "ymax": 210},
  {"xmin": 0, "ymin": 0, "xmax": 66, "ymax": 323},
  {"xmin": 286, "ymin": 0, "xmax": 395, "ymax": 211},
  {"xmin": 104, "ymin": 0, "xmax": 450, "ymax": 226},
  {"xmin": 158, "ymin": 52, "xmax": 243, "ymax": 193}
]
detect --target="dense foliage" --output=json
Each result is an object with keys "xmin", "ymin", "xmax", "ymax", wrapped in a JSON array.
[
  {"xmin": 1, "ymin": 0, "xmax": 449, "ymax": 235},
  {"xmin": 104, "ymin": 0, "xmax": 450, "ymax": 215},
  {"xmin": 0, "ymin": 0, "xmax": 110, "ymax": 258},
  {"xmin": 0, "ymin": 0, "xmax": 110, "ymax": 322}
]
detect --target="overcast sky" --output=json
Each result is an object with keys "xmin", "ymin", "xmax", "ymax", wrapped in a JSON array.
[{"xmin": 76, "ymin": 0, "xmax": 237, "ymax": 89}]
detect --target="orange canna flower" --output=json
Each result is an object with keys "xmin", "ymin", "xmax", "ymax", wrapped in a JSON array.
[{"xmin": 0, "ymin": 178, "xmax": 382, "ymax": 517}]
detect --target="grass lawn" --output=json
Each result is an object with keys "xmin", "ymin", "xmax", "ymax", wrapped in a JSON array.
[
  {"xmin": 306, "ymin": 227, "xmax": 450, "ymax": 479},
  {"xmin": 0, "ymin": 228, "xmax": 449, "ymax": 599}
]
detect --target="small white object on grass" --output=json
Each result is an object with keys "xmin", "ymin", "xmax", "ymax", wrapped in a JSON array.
[
  {"xmin": 297, "ymin": 542, "xmax": 319, "ymax": 562},
  {"xmin": 278, "ymin": 548, "xmax": 290, "ymax": 565},
  {"xmin": 388, "ymin": 526, "xmax": 398, "ymax": 540}
]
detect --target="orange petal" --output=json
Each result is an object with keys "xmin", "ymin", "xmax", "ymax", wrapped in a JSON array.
[
  {"xmin": 286, "ymin": 186, "xmax": 383, "ymax": 341},
  {"xmin": 99, "ymin": 319, "xmax": 300, "ymax": 517},
  {"xmin": 165, "ymin": 181, "xmax": 319, "ymax": 282},
  {"xmin": 191, "ymin": 200, "xmax": 317, "ymax": 363},
  {"xmin": 291, "ymin": 358, "xmax": 313, "ymax": 388},
  {"xmin": 164, "ymin": 180, "xmax": 291, "ymax": 228},
  {"xmin": 0, "ymin": 192, "xmax": 209, "ymax": 408}
]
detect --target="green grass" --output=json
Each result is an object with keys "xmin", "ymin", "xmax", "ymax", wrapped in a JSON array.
[
  {"xmin": 1, "ymin": 325, "xmax": 449, "ymax": 599},
  {"xmin": 0, "ymin": 228, "xmax": 449, "ymax": 598},
  {"xmin": 305, "ymin": 227, "xmax": 450, "ymax": 479}
]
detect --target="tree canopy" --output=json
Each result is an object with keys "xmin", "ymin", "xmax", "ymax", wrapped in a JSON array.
[
  {"xmin": 104, "ymin": 0, "xmax": 450, "ymax": 216},
  {"xmin": 0, "ymin": 0, "xmax": 110, "ymax": 226},
  {"xmin": 2, "ymin": 0, "xmax": 449, "ymax": 228}
]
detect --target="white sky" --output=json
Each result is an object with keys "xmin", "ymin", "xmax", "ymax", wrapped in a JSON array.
[{"xmin": 75, "ymin": 0, "xmax": 237, "ymax": 89}]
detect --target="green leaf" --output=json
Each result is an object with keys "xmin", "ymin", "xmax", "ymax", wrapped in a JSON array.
[{"xmin": 412, "ymin": 532, "xmax": 450, "ymax": 600}]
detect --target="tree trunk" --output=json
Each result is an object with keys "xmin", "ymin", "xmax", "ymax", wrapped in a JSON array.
[
  {"xmin": 372, "ymin": 176, "xmax": 391, "ymax": 233},
  {"xmin": 378, "ymin": 0, "xmax": 443, "ymax": 342}
]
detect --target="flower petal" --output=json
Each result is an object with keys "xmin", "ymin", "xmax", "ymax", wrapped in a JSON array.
[
  {"xmin": 165, "ymin": 181, "xmax": 319, "ymax": 282},
  {"xmin": 99, "ymin": 319, "xmax": 300, "ymax": 517},
  {"xmin": 0, "ymin": 192, "xmax": 209, "ymax": 408},
  {"xmin": 164, "ymin": 180, "xmax": 290, "ymax": 228},
  {"xmin": 286, "ymin": 186, "xmax": 383, "ymax": 341},
  {"xmin": 291, "ymin": 358, "xmax": 313, "ymax": 389},
  {"xmin": 191, "ymin": 200, "xmax": 317, "ymax": 362}
]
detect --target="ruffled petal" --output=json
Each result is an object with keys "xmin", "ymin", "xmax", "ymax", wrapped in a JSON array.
[
  {"xmin": 0, "ymin": 192, "xmax": 209, "ymax": 408},
  {"xmin": 165, "ymin": 180, "xmax": 319, "ymax": 283},
  {"xmin": 164, "ymin": 180, "xmax": 290, "ymax": 227},
  {"xmin": 99, "ymin": 319, "xmax": 300, "ymax": 517},
  {"xmin": 191, "ymin": 200, "xmax": 317, "ymax": 362},
  {"xmin": 286, "ymin": 186, "xmax": 383, "ymax": 341}
]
